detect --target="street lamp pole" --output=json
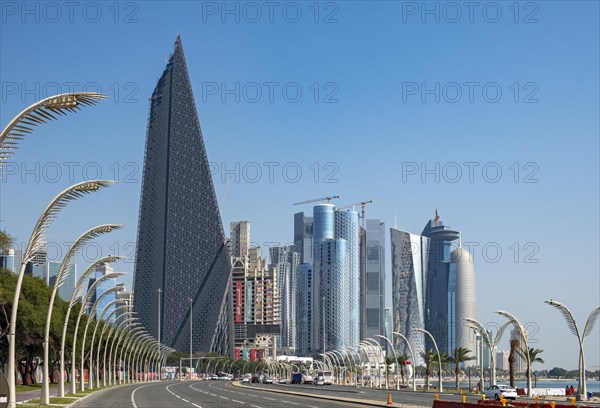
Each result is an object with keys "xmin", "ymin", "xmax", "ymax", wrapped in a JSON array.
[
  {"xmin": 157, "ymin": 288, "xmax": 162, "ymax": 380},
  {"xmin": 376, "ymin": 335, "xmax": 398, "ymax": 390},
  {"xmin": 6, "ymin": 180, "xmax": 113, "ymax": 408},
  {"xmin": 392, "ymin": 331, "xmax": 417, "ymax": 391},
  {"xmin": 496, "ymin": 310, "xmax": 532, "ymax": 398},
  {"xmin": 41, "ymin": 224, "xmax": 122, "ymax": 403},
  {"xmin": 103, "ymin": 312, "xmax": 136, "ymax": 386},
  {"xmin": 363, "ymin": 338, "xmax": 385, "ymax": 389},
  {"xmin": 416, "ymin": 328, "xmax": 443, "ymax": 393},
  {"xmin": 545, "ymin": 300, "xmax": 599, "ymax": 400},
  {"xmin": 94, "ymin": 304, "xmax": 130, "ymax": 388},
  {"xmin": 464, "ymin": 318, "xmax": 510, "ymax": 389},
  {"xmin": 189, "ymin": 298, "xmax": 193, "ymax": 379},
  {"xmin": 59, "ymin": 255, "xmax": 123, "ymax": 397}
]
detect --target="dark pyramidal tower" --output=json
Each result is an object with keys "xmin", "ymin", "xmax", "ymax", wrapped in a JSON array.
[{"xmin": 133, "ymin": 36, "xmax": 232, "ymax": 355}]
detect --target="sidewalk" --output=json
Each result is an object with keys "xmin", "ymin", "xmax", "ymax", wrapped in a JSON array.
[{"xmin": 16, "ymin": 384, "xmax": 62, "ymax": 403}]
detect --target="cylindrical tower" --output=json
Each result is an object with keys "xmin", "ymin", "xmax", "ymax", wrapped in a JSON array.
[{"xmin": 452, "ymin": 246, "xmax": 477, "ymax": 352}]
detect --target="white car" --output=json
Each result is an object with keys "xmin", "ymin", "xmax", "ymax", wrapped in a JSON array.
[{"xmin": 484, "ymin": 384, "xmax": 518, "ymax": 400}]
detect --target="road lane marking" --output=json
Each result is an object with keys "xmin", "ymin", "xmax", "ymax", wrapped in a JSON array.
[
  {"xmin": 232, "ymin": 399, "xmax": 245, "ymax": 404},
  {"xmin": 131, "ymin": 383, "xmax": 156, "ymax": 408},
  {"xmin": 166, "ymin": 383, "xmax": 203, "ymax": 408}
]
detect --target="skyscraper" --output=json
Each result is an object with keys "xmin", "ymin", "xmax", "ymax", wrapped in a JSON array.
[
  {"xmin": 390, "ymin": 227, "xmax": 429, "ymax": 366},
  {"xmin": 32, "ymin": 261, "xmax": 77, "ymax": 302},
  {"xmin": 230, "ymin": 221, "xmax": 280, "ymax": 360},
  {"xmin": 364, "ymin": 219, "xmax": 386, "ymax": 342},
  {"xmin": 294, "ymin": 211, "xmax": 314, "ymax": 355},
  {"xmin": 311, "ymin": 204, "xmax": 360, "ymax": 352},
  {"xmin": 133, "ymin": 36, "xmax": 232, "ymax": 355},
  {"xmin": 87, "ymin": 263, "xmax": 117, "ymax": 323},
  {"xmin": 311, "ymin": 204, "xmax": 335, "ymax": 351},
  {"xmin": 391, "ymin": 210, "xmax": 476, "ymax": 361},
  {"xmin": 452, "ymin": 246, "xmax": 477, "ymax": 352},
  {"xmin": 294, "ymin": 212, "xmax": 313, "ymax": 264},
  {"xmin": 422, "ymin": 210, "xmax": 460, "ymax": 354},
  {"xmin": 296, "ymin": 263, "xmax": 313, "ymax": 354},
  {"xmin": 270, "ymin": 245, "xmax": 300, "ymax": 354}
]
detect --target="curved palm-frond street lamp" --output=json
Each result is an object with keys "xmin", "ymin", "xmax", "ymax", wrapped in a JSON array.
[
  {"xmin": 92, "ymin": 304, "xmax": 130, "ymax": 388},
  {"xmin": 70, "ymin": 271, "xmax": 122, "ymax": 394},
  {"xmin": 59, "ymin": 255, "xmax": 123, "ymax": 397},
  {"xmin": 376, "ymin": 335, "xmax": 399, "ymax": 390},
  {"xmin": 108, "ymin": 316, "xmax": 139, "ymax": 385},
  {"xmin": 119, "ymin": 327, "xmax": 146, "ymax": 384},
  {"xmin": 545, "ymin": 300, "xmax": 600, "ymax": 400},
  {"xmin": 0, "ymin": 93, "xmax": 107, "ymax": 167},
  {"xmin": 464, "ymin": 318, "xmax": 511, "ymax": 388},
  {"xmin": 90, "ymin": 299, "xmax": 130, "ymax": 388},
  {"xmin": 496, "ymin": 310, "xmax": 531, "ymax": 398},
  {"xmin": 392, "ymin": 331, "xmax": 417, "ymax": 391},
  {"xmin": 77, "ymin": 273, "xmax": 124, "ymax": 391},
  {"xmin": 102, "ymin": 312, "xmax": 136, "ymax": 386},
  {"xmin": 114, "ymin": 323, "xmax": 142, "ymax": 384},
  {"xmin": 415, "ymin": 328, "xmax": 443, "ymax": 393},
  {"xmin": 127, "ymin": 331, "xmax": 150, "ymax": 383},
  {"xmin": 7, "ymin": 180, "xmax": 113, "ymax": 408},
  {"xmin": 41, "ymin": 224, "xmax": 123, "ymax": 404}
]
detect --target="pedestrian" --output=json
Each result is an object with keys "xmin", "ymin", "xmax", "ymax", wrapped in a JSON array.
[{"xmin": 570, "ymin": 385, "xmax": 575, "ymax": 395}]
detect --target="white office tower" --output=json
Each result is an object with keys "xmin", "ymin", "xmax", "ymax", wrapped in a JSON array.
[{"xmin": 451, "ymin": 246, "xmax": 477, "ymax": 352}]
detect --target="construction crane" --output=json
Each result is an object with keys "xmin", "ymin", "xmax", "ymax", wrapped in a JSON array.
[
  {"xmin": 336, "ymin": 200, "xmax": 373, "ymax": 228},
  {"xmin": 292, "ymin": 195, "xmax": 340, "ymax": 206}
]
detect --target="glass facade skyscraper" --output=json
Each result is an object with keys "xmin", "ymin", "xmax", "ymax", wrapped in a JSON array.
[
  {"xmin": 32, "ymin": 261, "xmax": 77, "ymax": 302},
  {"xmin": 334, "ymin": 209, "xmax": 360, "ymax": 348},
  {"xmin": 310, "ymin": 204, "xmax": 360, "ymax": 351},
  {"xmin": 296, "ymin": 263, "xmax": 313, "ymax": 354},
  {"xmin": 391, "ymin": 212, "xmax": 476, "ymax": 360},
  {"xmin": 294, "ymin": 212, "xmax": 313, "ymax": 265},
  {"xmin": 365, "ymin": 219, "xmax": 386, "ymax": 342},
  {"xmin": 132, "ymin": 36, "xmax": 232, "ymax": 355},
  {"xmin": 88, "ymin": 263, "xmax": 117, "ymax": 323},
  {"xmin": 421, "ymin": 212, "xmax": 460, "ymax": 354},
  {"xmin": 270, "ymin": 245, "xmax": 300, "ymax": 353},
  {"xmin": 390, "ymin": 227, "xmax": 429, "ymax": 365}
]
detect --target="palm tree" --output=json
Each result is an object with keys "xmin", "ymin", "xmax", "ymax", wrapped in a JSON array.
[
  {"xmin": 449, "ymin": 347, "xmax": 476, "ymax": 392},
  {"xmin": 420, "ymin": 349, "xmax": 437, "ymax": 391},
  {"xmin": 508, "ymin": 338, "xmax": 519, "ymax": 387},
  {"xmin": 517, "ymin": 347, "xmax": 545, "ymax": 379},
  {"xmin": 397, "ymin": 352, "xmax": 409, "ymax": 385}
]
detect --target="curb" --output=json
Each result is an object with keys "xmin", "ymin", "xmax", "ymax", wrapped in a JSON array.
[
  {"xmin": 64, "ymin": 380, "xmax": 162, "ymax": 408},
  {"xmin": 232, "ymin": 380, "xmax": 427, "ymax": 407}
]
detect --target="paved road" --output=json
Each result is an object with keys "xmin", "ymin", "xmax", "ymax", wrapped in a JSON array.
[
  {"xmin": 241, "ymin": 382, "xmax": 470, "ymax": 407},
  {"xmin": 74, "ymin": 380, "xmax": 393, "ymax": 407},
  {"xmin": 73, "ymin": 380, "xmax": 598, "ymax": 408}
]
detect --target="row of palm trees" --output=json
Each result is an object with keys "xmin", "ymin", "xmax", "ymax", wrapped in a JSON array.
[{"xmin": 415, "ymin": 346, "xmax": 544, "ymax": 392}]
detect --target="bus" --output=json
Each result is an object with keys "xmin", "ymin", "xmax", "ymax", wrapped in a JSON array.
[{"xmin": 318, "ymin": 371, "xmax": 333, "ymax": 385}]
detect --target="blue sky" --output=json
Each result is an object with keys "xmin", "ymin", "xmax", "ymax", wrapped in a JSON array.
[{"xmin": 1, "ymin": 1, "xmax": 598, "ymax": 370}]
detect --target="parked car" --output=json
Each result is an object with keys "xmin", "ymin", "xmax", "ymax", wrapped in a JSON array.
[
  {"xmin": 278, "ymin": 378, "xmax": 289, "ymax": 384},
  {"xmin": 242, "ymin": 376, "xmax": 250, "ymax": 383},
  {"xmin": 262, "ymin": 376, "xmax": 273, "ymax": 384},
  {"xmin": 483, "ymin": 384, "xmax": 518, "ymax": 400},
  {"xmin": 314, "ymin": 376, "xmax": 325, "ymax": 386}
]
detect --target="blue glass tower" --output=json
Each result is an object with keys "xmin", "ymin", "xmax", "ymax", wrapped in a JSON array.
[{"xmin": 421, "ymin": 210, "xmax": 460, "ymax": 354}]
